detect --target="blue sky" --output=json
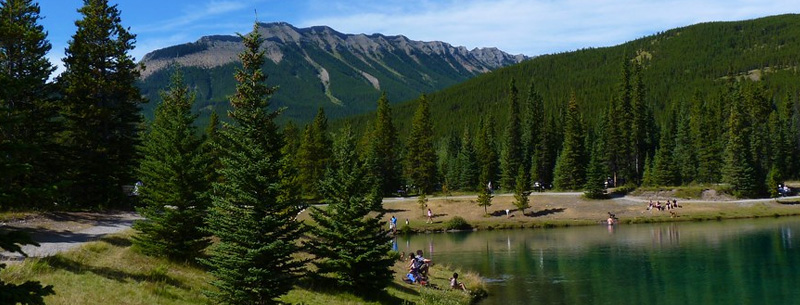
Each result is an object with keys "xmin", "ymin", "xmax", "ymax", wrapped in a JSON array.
[{"xmin": 39, "ymin": 0, "xmax": 796, "ymax": 76}]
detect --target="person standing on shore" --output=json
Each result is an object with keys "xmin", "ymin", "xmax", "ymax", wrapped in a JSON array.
[{"xmin": 427, "ymin": 208, "xmax": 433, "ymax": 223}]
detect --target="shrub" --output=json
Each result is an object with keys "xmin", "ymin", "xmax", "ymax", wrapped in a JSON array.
[{"xmin": 446, "ymin": 216, "xmax": 472, "ymax": 231}]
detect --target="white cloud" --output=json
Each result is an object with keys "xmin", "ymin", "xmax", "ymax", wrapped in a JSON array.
[{"xmin": 299, "ymin": 0, "xmax": 799, "ymax": 56}]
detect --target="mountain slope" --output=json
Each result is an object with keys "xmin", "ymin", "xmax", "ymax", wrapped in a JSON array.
[
  {"xmin": 340, "ymin": 14, "xmax": 800, "ymax": 138},
  {"xmin": 136, "ymin": 22, "xmax": 526, "ymax": 124}
]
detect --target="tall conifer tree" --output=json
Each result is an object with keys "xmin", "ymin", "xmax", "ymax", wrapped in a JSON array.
[
  {"xmin": 201, "ymin": 24, "xmax": 304, "ymax": 304},
  {"xmin": 366, "ymin": 93, "xmax": 401, "ymax": 197},
  {"xmin": 58, "ymin": 0, "xmax": 144, "ymax": 208},
  {"xmin": 722, "ymin": 86, "xmax": 758, "ymax": 198},
  {"xmin": 524, "ymin": 82, "xmax": 546, "ymax": 185},
  {"xmin": 513, "ymin": 165, "xmax": 530, "ymax": 214},
  {"xmin": 404, "ymin": 95, "xmax": 437, "ymax": 194},
  {"xmin": 133, "ymin": 71, "xmax": 209, "ymax": 261},
  {"xmin": 553, "ymin": 93, "xmax": 586, "ymax": 190},
  {"xmin": 298, "ymin": 108, "xmax": 331, "ymax": 198},
  {"xmin": 584, "ymin": 128, "xmax": 608, "ymax": 199},
  {"xmin": 458, "ymin": 127, "xmax": 479, "ymax": 191},
  {"xmin": 500, "ymin": 79, "xmax": 522, "ymax": 191},
  {"xmin": 305, "ymin": 126, "xmax": 394, "ymax": 295},
  {"xmin": 0, "ymin": 0, "xmax": 59, "ymax": 208},
  {"xmin": 476, "ymin": 114, "xmax": 498, "ymax": 188},
  {"xmin": 651, "ymin": 119, "xmax": 680, "ymax": 186}
]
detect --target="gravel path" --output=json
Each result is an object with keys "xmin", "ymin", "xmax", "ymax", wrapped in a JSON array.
[{"xmin": 0, "ymin": 211, "xmax": 141, "ymax": 262}]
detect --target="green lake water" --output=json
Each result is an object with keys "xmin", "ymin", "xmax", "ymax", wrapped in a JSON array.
[{"xmin": 395, "ymin": 217, "xmax": 800, "ymax": 305}]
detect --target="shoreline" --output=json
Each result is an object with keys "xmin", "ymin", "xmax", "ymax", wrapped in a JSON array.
[{"xmin": 367, "ymin": 192, "xmax": 800, "ymax": 234}]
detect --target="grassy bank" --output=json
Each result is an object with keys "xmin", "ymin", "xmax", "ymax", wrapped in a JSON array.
[
  {"xmin": 0, "ymin": 230, "xmax": 486, "ymax": 305},
  {"xmin": 346, "ymin": 192, "xmax": 800, "ymax": 233}
]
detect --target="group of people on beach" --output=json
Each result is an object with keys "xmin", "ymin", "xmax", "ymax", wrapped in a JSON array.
[{"xmin": 647, "ymin": 199, "xmax": 682, "ymax": 217}]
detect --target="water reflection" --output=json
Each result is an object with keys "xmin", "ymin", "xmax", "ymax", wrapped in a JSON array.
[{"xmin": 398, "ymin": 217, "xmax": 800, "ymax": 305}]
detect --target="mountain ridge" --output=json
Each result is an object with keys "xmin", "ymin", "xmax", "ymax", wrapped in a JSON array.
[{"xmin": 136, "ymin": 22, "xmax": 527, "ymax": 124}]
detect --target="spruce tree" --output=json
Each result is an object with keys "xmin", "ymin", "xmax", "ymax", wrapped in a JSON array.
[
  {"xmin": 133, "ymin": 71, "xmax": 209, "ymax": 261},
  {"xmin": 477, "ymin": 184, "xmax": 492, "ymax": 215},
  {"xmin": 674, "ymin": 102, "xmax": 697, "ymax": 184},
  {"xmin": 500, "ymin": 79, "xmax": 522, "ymax": 191},
  {"xmin": 629, "ymin": 62, "xmax": 649, "ymax": 181},
  {"xmin": 0, "ymin": 0, "xmax": 59, "ymax": 208},
  {"xmin": 584, "ymin": 132, "xmax": 608, "ymax": 199},
  {"xmin": 766, "ymin": 165, "xmax": 781, "ymax": 198},
  {"xmin": 366, "ymin": 93, "xmax": 401, "ymax": 196},
  {"xmin": 203, "ymin": 110, "xmax": 222, "ymax": 183},
  {"xmin": 524, "ymin": 81, "xmax": 546, "ymax": 185},
  {"xmin": 553, "ymin": 93, "xmax": 586, "ymax": 190},
  {"xmin": 305, "ymin": 126, "xmax": 393, "ymax": 295},
  {"xmin": 0, "ymin": 231, "xmax": 55, "ymax": 304},
  {"xmin": 513, "ymin": 165, "xmax": 530, "ymax": 214},
  {"xmin": 201, "ymin": 24, "xmax": 304, "ymax": 304},
  {"xmin": 476, "ymin": 114, "xmax": 499, "ymax": 190},
  {"xmin": 458, "ymin": 128, "xmax": 479, "ymax": 191},
  {"xmin": 279, "ymin": 121, "xmax": 302, "ymax": 207},
  {"xmin": 651, "ymin": 121, "xmax": 679, "ymax": 187},
  {"xmin": 58, "ymin": 0, "xmax": 144, "ymax": 208},
  {"xmin": 297, "ymin": 108, "xmax": 332, "ymax": 198},
  {"xmin": 404, "ymin": 95, "xmax": 438, "ymax": 194},
  {"xmin": 722, "ymin": 87, "xmax": 758, "ymax": 198}
]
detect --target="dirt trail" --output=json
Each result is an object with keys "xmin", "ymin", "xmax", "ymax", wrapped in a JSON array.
[{"xmin": 0, "ymin": 211, "xmax": 141, "ymax": 262}]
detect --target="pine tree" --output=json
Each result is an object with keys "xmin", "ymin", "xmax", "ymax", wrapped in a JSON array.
[
  {"xmin": 674, "ymin": 102, "xmax": 697, "ymax": 184},
  {"xmin": 404, "ymin": 95, "xmax": 438, "ymax": 194},
  {"xmin": 500, "ymin": 79, "xmax": 522, "ymax": 191},
  {"xmin": 641, "ymin": 154, "xmax": 654, "ymax": 186},
  {"xmin": 476, "ymin": 184, "xmax": 493, "ymax": 215},
  {"xmin": 305, "ymin": 125, "xmax": 394, "ymax": 295},
  {"xmin": 366, "ymin": 93, "xmax": 401, "ymax": 196},
  {"xmin": 0, "ymin": 0, "xmax": 59, "ymax": 208},
  {"xmin": 651, "ymin": 120, "xmax": 679, "ymax": 187},
  {"xmin": 781, "ymin": 93, "xmax": 799, "ymax": 179},
  {"xmin": 203, "ymin": 110, "xmax": 222, "ymax": 184},
  {"xmin": 524, "ymin": 81, "xmax": 546, "ymax": 186},
  {"xmin": 58, "ymin": 0, "xmax": 144, "ymax": 208},
  {"xmin": 201, "ymin": 24, "xmax": 304, "ymax": 304},
  {"xmin": 442, "ymin": 132, "xmax": 462, "ymax": 190},
  {"xmin": 133, "ymin": 70, "xmax": 209, "ymax": 261},
  {"xmin": 298, "ymin": 108, "xmax": 332, "ymax": 198},
  {"xmin": 0, "ymin": 231, "xmax": 55, "ymax": 304},
  {"xmin": 722, "ymin": 86, "xmax": 758, "ymax": 198},
  {"xmin": 279, "ymin": 121, "xmax": 302, "ymax": 207},
  {"xmin": 513, "ymin": 165, "xmax": 530, "ymax": 214},
  {"xmin": 766, "ymin": 165, "xmax": 782, "ymax": 198},
  {"xmin": 694, "ymin": 93, "xmax": 724, "ymax": 184},
  {"xmin": 629, "ymin": 62, "xmax": 649, "ymax": 181},
  {"xmin": 458, "ymin": 128, "xmax": 479, "ymax": 191},
  {"xmin": 553, "ymin": 93, "xmax": 586, "ymax": 190},
  {"xmin": 476, "ymin": 114, "xmax": 499, "ymax": 190},
  {"xmin": 584, "ymin": 132, "xmax": 608, "ymax": 199}
]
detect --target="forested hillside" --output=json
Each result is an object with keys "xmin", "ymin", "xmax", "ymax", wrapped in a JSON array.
[
  {"xmin": 337, "ymin": 14, "xmax": 800, "ymax": 197},
  {"xmin": 343, "ymin": 14, "xmax": 800, "ymax": 136}
]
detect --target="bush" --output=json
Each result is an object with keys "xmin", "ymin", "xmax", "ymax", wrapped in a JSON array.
[
  {"xmin": 445, "ymin": 216, "xmax": 472, "ymax": 231},
  {"xmin": 610, "ymin": 183, "xmax": 637, "ymax": 196},
  {"xmin": 399, "ymin": 225, "xmax": 413, "ymax": 235}
]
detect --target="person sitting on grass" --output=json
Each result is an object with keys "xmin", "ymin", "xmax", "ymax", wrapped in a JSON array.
[
  {"xmin": 415, "ymin": 250, "xmax": 432, "ymax": 277},
  {"xmin": 450, "ymin": 273, "xmax": 467, "ymax": 291}
]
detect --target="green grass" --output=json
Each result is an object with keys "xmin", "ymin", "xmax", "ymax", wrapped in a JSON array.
[{"xmin": 1, "ymin": 230, "xmax": 486, "ymax": 305}]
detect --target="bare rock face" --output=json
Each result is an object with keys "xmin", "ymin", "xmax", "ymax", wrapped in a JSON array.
[{"xmin": 139, "ymin": 22, "xmax": 527, "ymax": 79}]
